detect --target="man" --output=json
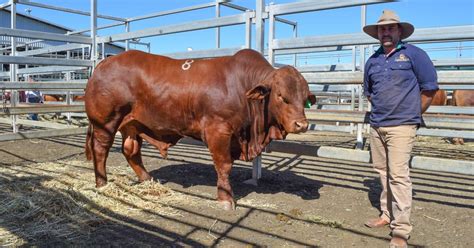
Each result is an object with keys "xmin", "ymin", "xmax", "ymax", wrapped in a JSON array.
[
  {"xmin": 362, "ymin": 10, "xmax": 438, "ymax": 248},
  {"xmin": 25, "ymin": 76, "xmax": 43, "ymax": 121}
]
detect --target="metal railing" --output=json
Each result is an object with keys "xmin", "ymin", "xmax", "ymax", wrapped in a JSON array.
[{"xmin": 0, "ymin": 1, "xmax": 471, "ymax": 179}]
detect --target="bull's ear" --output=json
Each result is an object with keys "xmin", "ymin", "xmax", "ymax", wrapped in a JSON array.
[
  {"xmin": 307, "ymin": 94, "xmax": 316, "ymax": 105},
  {"xmin": 246, "ymin": 85, "xmax": 270, "ymax": 100}
]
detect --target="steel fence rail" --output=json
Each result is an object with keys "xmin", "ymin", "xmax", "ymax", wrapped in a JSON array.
[
  {"xmin": 0, "ymin": 27, "xmax": 93, "ymax": 44},
  {"xmin": 1, "ymin": 105, "xmax": 85, "ymax": 115},
  {"xmin": 305, "ymin": 110, "xmax": 474, "ymax": 130},
  {"xmin": 302, "ymin": 70, "xmax": 474, "ymax": 84},
  {"xmin": 0, "ymin": 67, "xmax": 87, "ymax": 77},
  {"xmin": 267, "ymin": 0, "xmax": 395, "ymax": 16},
  {"xmin": 125, "ymin": 2, "xmax": 218, "ymax": 23},
  {"xmin": 164, "ymin": 47, "xmax": 244, "ymax": 59},
  {"xmin": 0, "ymin": 82, "xmax": 87, "ymax": 90},
  {"xmin": 0, "ymin": 55, "xmax": 93, "ymax": 67},
  {"xmin": 97, "ymin": 13, "xmax": 252, "ymax": 43},
  {"xmin": 11, "ymin": 66, "xmax": 88, "ymax": 75},
  {"xmin": 16, "ymin": 0, "xmax": 126, "ymax": 22},
  {"xmin": 17, "ymin": 43, "xmax": 90, "ymax": 56},
  {"xmin": 272, "ymin": 25, "xmax": 474, "ymax": 51}
]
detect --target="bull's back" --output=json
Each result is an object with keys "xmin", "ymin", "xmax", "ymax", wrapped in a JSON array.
[
  {"xmin": 453, "ymin": 90, "xmax": 474, "ymax": 106},
  {"xmin": 84, "ymin": 50, "xmax": 236, "ymax": 129}
]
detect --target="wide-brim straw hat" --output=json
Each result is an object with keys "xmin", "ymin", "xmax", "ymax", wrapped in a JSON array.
[{"xmin": 363, "ymin": 10, "xmax": 414, "ymax": 40}]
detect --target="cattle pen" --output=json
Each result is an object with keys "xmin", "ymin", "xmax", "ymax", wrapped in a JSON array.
[{"xmin": 0, "ymin": 0, "xmax": 473, "ymax": 247}]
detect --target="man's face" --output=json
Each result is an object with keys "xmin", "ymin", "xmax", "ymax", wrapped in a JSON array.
[{"xmin": 377, "ymin": 24, "xmax": 402, "ymax": 48}]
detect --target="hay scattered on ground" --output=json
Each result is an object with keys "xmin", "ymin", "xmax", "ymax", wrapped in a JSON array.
[
  {"xmin": 0, "ymin": 160, "xmax": 189, "ymax": 246},
  {"xmin": 238, "ymin": 198, "xmax": 278, "ymax": 210}
]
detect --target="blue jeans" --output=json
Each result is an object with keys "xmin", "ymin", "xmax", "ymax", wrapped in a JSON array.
[{"xmin": 28, "ymin": 96, "xmax": 41, "ymax": 121}]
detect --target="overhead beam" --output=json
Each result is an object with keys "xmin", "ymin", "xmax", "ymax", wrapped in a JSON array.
[{"xmin": 268, "ymin": 0, "xmax": 394, "ymax": 16}]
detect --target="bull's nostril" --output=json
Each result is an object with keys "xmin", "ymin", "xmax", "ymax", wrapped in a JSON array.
[{"xmin": 295, "ymin": 121, "xmax": 308, "ymax": 131}]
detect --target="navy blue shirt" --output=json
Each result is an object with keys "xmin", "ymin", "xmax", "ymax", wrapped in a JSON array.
[{"xmin": 363, "ymin": 43, "xmax": 438, "ymax": 127}]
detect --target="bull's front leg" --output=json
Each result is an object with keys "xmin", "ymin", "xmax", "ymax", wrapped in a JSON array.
[{"xmin": 205, "ymin": 125, "xmax": 235, "ymax": 210}]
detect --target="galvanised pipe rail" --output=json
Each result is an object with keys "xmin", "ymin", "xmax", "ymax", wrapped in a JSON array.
[
  {"xmin": 268, "ymin": 0, "xmax": 394, "ymax": 16},
  {"xmin": 305, "ymin": 110, "xmax": 474, "ymax": 130},
  {"xmin": 0, "ymin": 55, "xmax": 93, "ymax": 67},
  {"xmin": 0, "ymin": 27, "xmax": 93, "ymax": 44},
  {"xmin": 0, "ymin": 81, "xmax": 87, "ymax": 90},
  {"xmin": 1, "ymin": 105, "xmax": 85, "ymax": 115},
  {"xmin": 302, "ymin": 71, "xmax": 474, "ymax": 84},
  {"xmin": 272, "ymin": 25, "xmax": 474, "ymax": 51},
  {"xmin": 16, "ymin": 0, "xmax": 126, "ymax": 22},
  {"xmin": 97, "ymin": 13, "xmax": 251, "ymax": 43}
]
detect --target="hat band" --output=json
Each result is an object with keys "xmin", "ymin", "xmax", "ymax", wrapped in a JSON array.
[{"xmin": 378, "ymin": 18, "xmax": 399, "ymax": 24}]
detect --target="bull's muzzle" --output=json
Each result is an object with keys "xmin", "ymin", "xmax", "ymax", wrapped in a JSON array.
[{"xmin": 293, "ymin": 119, "xmax": 309, "ymax": 133}]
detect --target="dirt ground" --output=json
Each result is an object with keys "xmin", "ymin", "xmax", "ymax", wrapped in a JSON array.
[{"xmin": 0, "ymin": 122, "xmax": 473, "ymax": 247}]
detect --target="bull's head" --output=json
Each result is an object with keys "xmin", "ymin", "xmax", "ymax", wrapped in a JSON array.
[{"xmin": 246, "ymin": 66, "xmax": 316, "ymax": 134}]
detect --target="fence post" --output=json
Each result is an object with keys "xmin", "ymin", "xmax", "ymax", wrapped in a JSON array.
[
  {"xmin": 215, "ymin": 0, "xmax": 221, "ymax": 49},
  {"xmin": 355, "ymin": 5, "xmax": 368, "ymax": 150},
  {"xmin": 125, "ymin": 22, "xmax": 130, "ymax": 51},
  {"xmin": 245, "ymin": 10, "xmax": 252, "ymax": 48},
  {"xmin": 90, "ymin": 0, "xmax": 97, "ymax": 70},
  {"xmin": 10, "ymin": 0, "xmax": 18, "ymax": 133},
  {"xmin": 247, "ymin": 0, "xmax": 266, "ymax": 186}
]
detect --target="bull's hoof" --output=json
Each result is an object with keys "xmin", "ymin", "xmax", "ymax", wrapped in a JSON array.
[
  {"xmin": 218, "ymin": 200, "xmax": 236, "ymax": 211},
  {"xmin": 96, "ymin": 179, "xmax": 107, "ymax": 188},
  {"xmin": 138, "ymin": 174, "xmax": 152, "ymax": 182}
]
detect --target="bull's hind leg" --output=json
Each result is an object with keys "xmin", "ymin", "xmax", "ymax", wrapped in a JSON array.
[
  {"xmin": 121, "ymin": 128, "xmax": 152, "ymax": 182},
  {"xmin": 90, "ymin": 125, "xmax": 115, "ymax": 187}
]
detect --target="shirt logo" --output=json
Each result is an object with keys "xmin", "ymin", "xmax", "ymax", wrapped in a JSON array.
[{"xmin": 395, "ymin": 54, "xmax": 410, "ymax": 62}]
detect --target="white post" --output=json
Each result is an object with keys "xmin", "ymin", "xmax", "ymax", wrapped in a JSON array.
[
  {"xmin": 66, "ymin": 49, "xmax": 72, "ymax": 125},
  {"xmin": 125, "ymin": 22, "xmax": 130, "ymax": 51},
  {"xmin": 255, "ymin": 0, "xmax": 264, "ymax": 53},
  {"xmin": 215, "ymin": 0, "xmax": 220, "ymax": 49},
  {"xmin": 357, "ymin": 5, "xmax": 368, "ymax": 148},
  {"xmin": 10, "ymin": 0, "xmax": 18, "ymax": 133},
  {"xmin": 292, "ymin": 24, "xmax": 298, "ymax": 66},
  {"xmin": 268, "ymin": 6, "xmax": 275, "ymax": 65},
  {"xmin": 90, "ymin": 0, "xmax": 97, "ymax": 70},
  {"xmin": 245, "ymin": 10, "xmax": 251, "ymax": 48}
]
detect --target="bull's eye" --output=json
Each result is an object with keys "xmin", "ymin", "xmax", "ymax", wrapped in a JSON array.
[{"xmin": 278, "ymin": 95, "xmax": 290, "ymax": 104}]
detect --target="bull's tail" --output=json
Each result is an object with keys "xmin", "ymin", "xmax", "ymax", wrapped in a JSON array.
[{"xmin": 85, "ymin": 124, "xmax": 93, "ymax": 161}]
